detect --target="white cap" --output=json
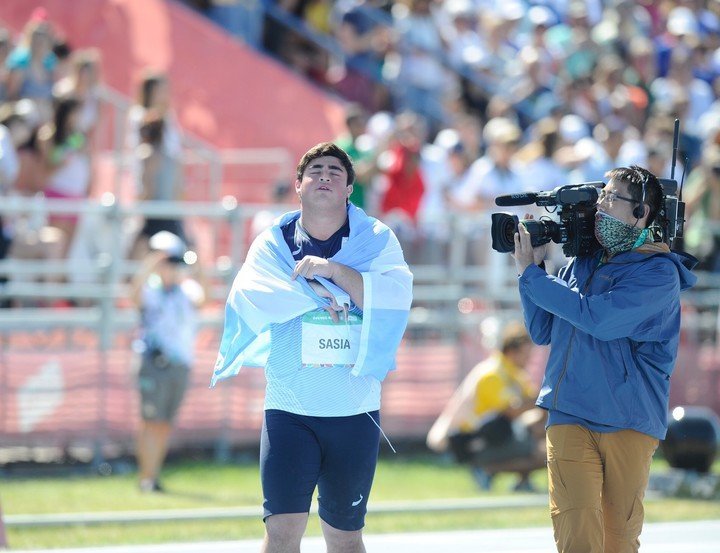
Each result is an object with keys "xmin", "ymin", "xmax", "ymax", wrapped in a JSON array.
[
  {"xmin": 498, "ymin": 1, "xmax": 524, "ymax": 22},
  {"xmin": 366, "ymin": 111, "xmax": 395, "ymax": 141},
  {"xmin": 483, "ymin": 117, "xmax": 521, "ymax": 144},
  {"xmin": 434, "ymin": 128, "xmax": 462, "ymax": 151},
  {"xmin": 148, "ymin": 231, "xmax": 186, "ymax": 260},
  {"xmin": 528, "ymin": 6, "xmax": 555, "ymax": 28},
  {"xmin": 446, "ymin": 0, "xmax": 475, "ymax": 19},
  {"xmin": 559, "ymin": 114, "xmax": 590, "ymax": 142},
  {"xmin": 667, "ymin": 7, "xmax": 699, "ymax": 36}
]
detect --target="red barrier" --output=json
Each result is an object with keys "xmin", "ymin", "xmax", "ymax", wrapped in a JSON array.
[{"xmin": 0, "ymin": 336, "xmax": 460, "ymax": 450}]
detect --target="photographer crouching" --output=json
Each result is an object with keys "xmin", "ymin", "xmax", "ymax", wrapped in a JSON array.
[{"xmin": 511, "ymin": 166, "xmax": 697, "ymax": 553}]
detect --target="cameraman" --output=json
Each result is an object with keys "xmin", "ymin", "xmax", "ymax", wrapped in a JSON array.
[{"xmin": 512, "ymin": 166, "xmax": 696, "ymax": 553}]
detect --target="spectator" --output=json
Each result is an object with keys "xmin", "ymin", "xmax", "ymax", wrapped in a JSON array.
[
  {"xmin": 37, "ymin": 94, "xmax": 91, "ymax": 256},
  {"xmin": 5, "ymin": 17, "xmax": 57, "ymax": 122},
  {"xmin": 427, "ymin": 321, "xmax": 546, "ymax": 492},
  {"xmin": 51, "ymin": 36, "xmax": 73, "ymax": 82},
  {"xmin": 0, "ymin": 102, "xmax": 65, "ymax": 302},
  {"xmin": 450, "ymin": 117, "xmax": 526, "ymax": 212},
  {"xmin": 391, "ymin": 0, "xmax": 453, "ymax": 127},
  {"xmin": 0, "ymin": 107, "xmax": 20, "ymax": 193},
  {"xmin": 129, "ymin": 109, "xmax": 187, "ymax": 259},
  {"xmin": 682, "ymin": 144, "xmax": 720, "ymax": 271},
  {"xmin": 0, "ymin": 28, "xmax": 13, "ymax": 102},
  {"xmin": 331, "ymin": 2, "xmax": 391, "ymax": 112},
  {"xmin": 131, "ymin": 231, "xmax": 207, "ymax": 493},
  {"xmin": 0, "ymin": 105, "xmax": 20, "ymax": 293},
  {"xmin": 127, "ymin": 71, "xmax": 186, "ymax": 257},
  {"xmin": 507, "ymin": 46, "xmax": 557, "ymax": 128},
  {"xmin": 205, "ymin": 0, "xmax": 265, "ymax": 49},
  {"xmin": 651, "ymin": 45, "xmax": 714, "ymax": 139},
  {"xmin": 416, "ymin": 128, "xmax": 471, "ymax": 264},
  {"xmin": 515, "ymin": 117, "xmax": 567, "ymax": 192},
  {"xmin": 53, "ymin": 49, "xmax": 102, "ymax": 137},
  {"xmin": 376, "ymin": 111, "xmax": 427, "ymax": 252},
  {"xmin": 442, "ymin": 0, "xmax": 483, "ymax": 72},
  {"xmin": 334, "ymin": 103, "xmax": 378, "ymax": 210}
]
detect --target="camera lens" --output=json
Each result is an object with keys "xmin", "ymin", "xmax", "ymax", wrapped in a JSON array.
[{"xmin": 491, "ymin": 213, "xmax": 519, "ymax": 253}]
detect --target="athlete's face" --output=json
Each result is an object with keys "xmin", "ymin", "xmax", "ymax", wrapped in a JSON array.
[{"xmin": 295, "ymin": 155, "xmax": 352, "ymax": 211}]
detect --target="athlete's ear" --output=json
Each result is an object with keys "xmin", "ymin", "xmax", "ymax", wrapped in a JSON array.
[{"xmin": 294, "ymin": 179, "xmax": 302, "ymax": 198}]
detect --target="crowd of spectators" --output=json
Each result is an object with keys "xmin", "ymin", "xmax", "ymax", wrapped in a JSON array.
[
  {"xmin": 0, "ymin": 8, "xmax": 194, "ymax": 308},
  {"xmin": 193, "ymin": 0, "xmax": 720, "ymax": 269},
  {"xmin": 0, "ymin": 9, "xmax": 102, "ymax": 303},
  {"xmin": 6, "ymin": 1, "xmax": 720, "ymax": 309}
]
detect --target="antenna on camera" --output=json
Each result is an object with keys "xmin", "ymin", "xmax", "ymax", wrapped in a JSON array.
[{"xmin": 670, "ymin": 118, "xmax": 679, "ymax": 181}]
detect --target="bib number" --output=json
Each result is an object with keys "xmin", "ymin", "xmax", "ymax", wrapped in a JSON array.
[{"xmin": 301, "ymin": 310, "xmax": 362, "ymax": 367}]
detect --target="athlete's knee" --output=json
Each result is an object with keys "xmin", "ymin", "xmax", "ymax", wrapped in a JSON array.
[
  {"xmin": 264, "ymin": 513, "xmax": 307, "ymax": 550},
  {"xmin": 321, "ymin": 520, "xmax": 365, "ymax": 553}
]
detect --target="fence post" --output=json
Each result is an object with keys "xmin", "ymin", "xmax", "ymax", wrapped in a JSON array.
[
  {"xmin": 93, "ymin": 196, "xmax": 123, "ymax": 469},
  {"xmin": 0, "ymin": 500, "xmax": 8, "ymax": 549}
]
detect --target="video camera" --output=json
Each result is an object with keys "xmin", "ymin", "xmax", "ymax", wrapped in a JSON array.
[
  {"xmin": 490, "ymin": 184, "xmax": 601, "ymax": 258},
  {"xmin": 490, "ymin": 120, "xmax": 687, "ymax": 258}
]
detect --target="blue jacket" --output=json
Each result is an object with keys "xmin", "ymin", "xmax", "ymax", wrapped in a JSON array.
[{"xmin": 518, "ymin": 245, "xmax": 697, "ymax": 439}]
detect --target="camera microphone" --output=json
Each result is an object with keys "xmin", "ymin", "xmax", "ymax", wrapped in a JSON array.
[{"xmin": 494, "ymin": 192, "xmax": 540, "ymax": 206}]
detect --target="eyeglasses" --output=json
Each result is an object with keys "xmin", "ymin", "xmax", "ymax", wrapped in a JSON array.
[{"xmin": 597, "ymin": 189, "xmax": 636, "ymax": 207}]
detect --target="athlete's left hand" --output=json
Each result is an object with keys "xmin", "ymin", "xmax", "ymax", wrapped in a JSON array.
[
  {"xmin": 292, "ymin": 256, "xmax": 336, "ymax": 281},
  {"xmin": 308, "ymin": 280, "xmax": 344, "ymax": 323}
]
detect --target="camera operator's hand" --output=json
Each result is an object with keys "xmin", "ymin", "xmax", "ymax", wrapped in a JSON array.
[{"xmin": 512, "ymin": 214, "xmax": 547, "ymax": 275}]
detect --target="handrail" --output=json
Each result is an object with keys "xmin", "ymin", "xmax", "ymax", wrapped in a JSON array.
[{"xmin": 1, "ymin": 196, "xmax": 719, "ymax": 325}]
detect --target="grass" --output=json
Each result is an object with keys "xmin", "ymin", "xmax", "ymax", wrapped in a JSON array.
[{"xmin": 2, "ymin": 455, "xmax": 719, "ymax": 549}]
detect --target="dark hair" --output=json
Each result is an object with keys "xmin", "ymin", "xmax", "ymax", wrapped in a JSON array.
[
  {"xmin": 52, "ymin": 39, "xmax": 72, "ymax": 60},
  {"xmin": 296, "ymin": 142, "xmax": 355, "ymax": 186},
  {"xmin": 139, "ymin": 110, "xmax": 164, "ymax": 145},
  {"xmin": 605, "ymin": 165, "xmax": 662, "ymax": 226},
  {"xmin": 138, "ymin": 71, "xmax": 167, "ymax": 109},
  {"xmin": 52, "ymin": 95, "xmax": 81, "ymax": 145}
]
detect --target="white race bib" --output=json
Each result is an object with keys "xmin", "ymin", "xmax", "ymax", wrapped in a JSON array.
[{"xmin": 301, "ymin": 310, "xmax": 362, "ymax": 367}]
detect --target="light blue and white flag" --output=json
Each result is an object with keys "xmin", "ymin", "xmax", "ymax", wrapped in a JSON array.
[{"xmin": 211, "ymin": 204, "xmax": 413, "ymax": 386}]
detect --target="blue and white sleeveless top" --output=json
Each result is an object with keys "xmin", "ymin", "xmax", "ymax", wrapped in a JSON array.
[{"xmin": 263, "ymin": 215, "xmax": 381, "ymax": 416}]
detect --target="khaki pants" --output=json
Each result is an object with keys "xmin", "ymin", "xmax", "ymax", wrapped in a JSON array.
[{"xmin": 547, "ymin": 425, "xmax": 658, "ymax": 553}]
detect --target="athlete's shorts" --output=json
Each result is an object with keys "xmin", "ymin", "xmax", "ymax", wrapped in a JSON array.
[
  {"xmin": 137, "ymin": 350, "xmax": 190, "ymax": 422},
  {"xmin": 260, "ymin": 409, "xmax": 381, "ymax": 531}
]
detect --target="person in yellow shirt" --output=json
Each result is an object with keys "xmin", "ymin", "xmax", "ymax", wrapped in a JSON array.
[{"xmin": 427, "ymin": 321, "xmax": 546, "ymax": 491}]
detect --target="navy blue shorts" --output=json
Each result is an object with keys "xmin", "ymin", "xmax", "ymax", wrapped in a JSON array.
[{"xmin": 260, "ymin": 409, "xmax": 381, "ymax": 531}]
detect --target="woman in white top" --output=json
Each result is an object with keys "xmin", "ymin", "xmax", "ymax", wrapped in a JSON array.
[{"xmin": 126, "ymin": 71, "xmax": 185, "ymax": 258}]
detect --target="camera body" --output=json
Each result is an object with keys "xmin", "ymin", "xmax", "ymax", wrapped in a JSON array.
[
  {"xmin": 490, "ymin": 179, "xmax": 686, "ymax": 258},
  {"xmin": 491, "ymin": 183, "xmax": 602, "ymax": 258}
]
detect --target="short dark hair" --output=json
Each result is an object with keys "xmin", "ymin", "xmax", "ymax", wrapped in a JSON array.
[
  {"xmin": 296, "ymin": 142, "xmax": 355, "ymax": 186},
  {"xmin": 137, "ymin": 70, "xmax": 167, "ymax": 109},
  {"xmin": 605, "ymin": 165, "xmax": 662, "ymax": 226}
]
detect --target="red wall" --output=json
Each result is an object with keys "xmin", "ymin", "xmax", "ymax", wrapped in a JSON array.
[{"xmin": 0, "ymin": 0, "xmax": 346, "ymax": 162}]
